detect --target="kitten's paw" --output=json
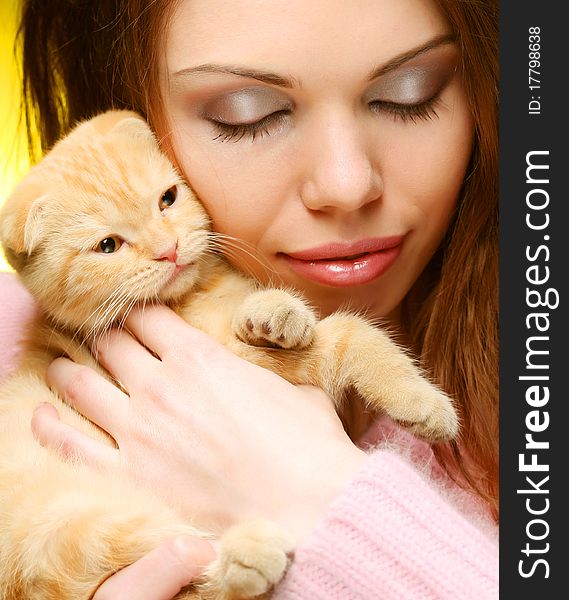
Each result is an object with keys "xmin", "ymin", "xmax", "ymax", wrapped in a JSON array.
[
  {"xmin": 205, "ymin": 520, "xmax": 295, "ymax": 599},
  {"xmin": 384, "ymin": 379, "xmax": 459, "ymax": 442},
  {"xmin": 233, "ymin": 289, "xmax": 316, "ymax": 349}
]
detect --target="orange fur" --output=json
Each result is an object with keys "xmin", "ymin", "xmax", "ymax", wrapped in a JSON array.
[{"xmin": 0, "ymin": 110, "xmax": 458, "ymax": 599}]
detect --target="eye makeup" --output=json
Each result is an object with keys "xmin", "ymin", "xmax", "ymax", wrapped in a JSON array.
[
  {"xmin": 173, "ymin": 39, "xmax": 461, "ymax": 142},
  {"xmin": 201, "ymin": 87, "xmax": 293, "ymax": 126},
  {"xmin": 199, "ymin": 87, "xmax": 294, "ymax": 142},
  {"xmin": 363, "ymin": 43, "xmax": 459, "ymax": 107},
  {"xmin": 209, "ymin": 111, "xmax": 290, "ymax": 142},
  {"xmin": 363, "ymin": 45, "xmax": 459, "ymax": 124}
]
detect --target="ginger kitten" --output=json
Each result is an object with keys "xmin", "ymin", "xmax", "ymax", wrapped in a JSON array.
[{"xmin": 0, "ymin": 110, "xmax": 458, "ymax": 599}]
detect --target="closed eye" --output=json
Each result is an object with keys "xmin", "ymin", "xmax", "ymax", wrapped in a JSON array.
[
  {"xmin": 369, "ymin": 93, "xmax": 442, "ymax": 123},
  {"xmin": 208, "ymin": 110, "xmax": 290, "ymax": 142}
]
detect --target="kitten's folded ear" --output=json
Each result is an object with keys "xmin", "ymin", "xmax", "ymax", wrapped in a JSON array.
[
  {"xmin": 89, "ymin": 109, "xmax": 157, "ymax": 144},
  {"xmin": 110, "ymin": 116, "xmax": 158, "ymax": 144},
  {"xmin": 0, "ymin": 177, "xmax": 49, "ymax": 270}
]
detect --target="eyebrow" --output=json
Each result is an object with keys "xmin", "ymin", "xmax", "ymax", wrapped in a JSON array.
[
  {"xmin": 171, "ymin": 65, "xmax": 299, "ymax": 88},
  {"xmin": 368, "ymin": 33, "xmax": 456, "ymax": 80},
  {"xmin": 170, "ymin": 33, "xmax": 456, "ymax": 89}
]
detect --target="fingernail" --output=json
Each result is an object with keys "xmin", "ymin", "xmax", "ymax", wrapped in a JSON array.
[
  {"xmin": 172, "ymin": 536, "xmax": 217, "ymax": 567},
  {"xmin": 33, "ymin": 402, "xmax": 59, "ymax": 417}
]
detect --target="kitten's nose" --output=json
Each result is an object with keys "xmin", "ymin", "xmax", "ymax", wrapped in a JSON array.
[{"xmin": 156, "ymin": 242, "xmax": 178, "ymax": 263}]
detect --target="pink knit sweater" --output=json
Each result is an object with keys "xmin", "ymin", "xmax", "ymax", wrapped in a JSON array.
[{"xmin": 0, "ymin": 271, "xmax": 498, "ymax": 599}]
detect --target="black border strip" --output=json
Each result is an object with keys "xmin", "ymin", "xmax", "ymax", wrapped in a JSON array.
[{"xmin": 499, "ymin": 3, "xmax": 567, "ymax": 596}]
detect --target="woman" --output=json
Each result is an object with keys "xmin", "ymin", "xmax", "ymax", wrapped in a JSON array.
[{"xmin": 1, "ymin": 0, "xmax": 498, "ymax": 597}]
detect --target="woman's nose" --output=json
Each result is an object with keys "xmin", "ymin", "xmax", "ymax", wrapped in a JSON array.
[{"xmin": 299, "ymin": 115, "xmax": 383, "ymax": 213}]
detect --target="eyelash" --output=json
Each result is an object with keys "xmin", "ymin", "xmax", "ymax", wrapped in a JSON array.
[
  {"xmin": 210, "ymin": 111, "xmax": 290, "ymax": 143},
  {"xmin": 370, "ymin": 93, "xmax": 442, "ymax": 123},
  {"xmin": 209, "ymin": 93, "xmax": 442, "ymax": 143}
]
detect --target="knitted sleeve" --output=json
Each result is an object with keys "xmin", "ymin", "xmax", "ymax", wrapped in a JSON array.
[
  {"xmin": 0, "ymin": 271, "xmax": 36, "ymax": 380},
  {"xmin": 273, "ymin": 448, "xmax": 498, "ymax": 600}
]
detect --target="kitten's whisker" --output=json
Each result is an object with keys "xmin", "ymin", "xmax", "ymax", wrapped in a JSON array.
[
  {"xmin": 209, "ymin": 233, "xmax": 273, "ymax": 268},
  {"xmin": 89, "ymin": 302, "xmax": 125, "ymax": 347},
  {"xmin": 210, "ymin": 232, "xmax": 259, "ymax": 252},
  {"xmin": 208, "ymin": 237, "xmax": 267, "ymax": 264},
  {"xmin": 86, "ymin": 283, "xmax": 134, "ymax": 343},
  {"xmin": 209, "ymin": 239, "xmax": 276, "ymax": 276},
  {"xmin": 117, "ymin": 296, "xmax": 139, "ymax": 333},
  {"xmin": 208, "ymin": 236, "xmax": 282, "ymax": 283},
  {"xmin": 221, "ymin": 252, "xmax": 275, "ymax": 283},
  {"xmin": 73, "ymin": 282, "xmax": 132, "ymax": 345},
  {"xmin": 44, "ymin": 324, "xmax": 62, "ymax": 355},
  {"xmin": 95, "ymin": 295, "xmax": 132, "ymax": 344},
  {"xmin": 82, "ymin": 280, "xmax": 132, "ymax": 325},
  {"xmin": 89, "ymin": 286, "xmax": 132, "ymax": 331}
]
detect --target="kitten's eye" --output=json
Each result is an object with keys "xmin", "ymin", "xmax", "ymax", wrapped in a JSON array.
[
  {"xmin": 96, "ymin": 236, "xmax": 123, "ymax": 254},
  {"xmin": 160, "ymin": 186, "xmax": 177, "ymax": 210}
]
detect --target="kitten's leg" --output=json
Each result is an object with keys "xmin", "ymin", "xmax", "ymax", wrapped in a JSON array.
[
  {"xmin": 229, "ymin": 309, "xmax": 457, "ymax": 441},
  {"xmin": 309, "ymin": 313, "xmax": 459, "ymax": 442},
  {"xmin": 231, "ymin": 289, "xmax": 316, "ymax": 349},
  {"xmin": 0, "ymin": 374, "xmax": 205, "ymax": 600},
  {"xmin": 194, "ymin": 520, "xmax": 294, "ymax": 600}
]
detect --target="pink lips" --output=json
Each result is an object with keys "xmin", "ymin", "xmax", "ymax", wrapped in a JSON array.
[{"xmin": 280, "ymin": 236, "xmax": 404, "ymax": 287}]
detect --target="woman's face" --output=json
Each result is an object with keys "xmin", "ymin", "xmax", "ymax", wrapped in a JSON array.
[{"xmin": 159, "ymin": 0, "xmax": 473, "ymax": 320}]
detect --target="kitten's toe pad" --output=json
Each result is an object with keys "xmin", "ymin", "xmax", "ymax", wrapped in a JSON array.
[
  {"xmin": 233, "ymin": 290, "xmax": 316, "ymax": 349},
  {"xmin": 379, "ymin": 380, "xmax": 459, "ymax": 442},
  {"xmin": 211, "ymin": 520, "xmax": 294, "ymax": 598},
  {"xmin": 402, "ymin": 389, "xmax": 459, "ymax": 442}
]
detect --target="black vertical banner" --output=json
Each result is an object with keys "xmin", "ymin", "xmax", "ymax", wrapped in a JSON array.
[{"xmin": 500, "ymin": 2, "xmax": 567, "ymax": 597}]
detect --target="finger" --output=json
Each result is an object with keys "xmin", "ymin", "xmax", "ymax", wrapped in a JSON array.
[
  {"xmin": 94, "ymin": 327, "xmax": 162, "ymax": 389},
  {"xmin": 47, "ymin": 357, "xmax": 129, "ymax": 436},
  {"xmin": 296, "ymin": 384, "xmax": 336, "ymax": 408},
  {"xmin": 31, "ymin": 403, "xmax": 119, "ymax": 468},
  {"xmin": 125, "ymin": 305, "xmax": 220, "ymax": 361},
  {"xmin": 93, "ymin": 536, "xmax": 216, "ymax": 600}
]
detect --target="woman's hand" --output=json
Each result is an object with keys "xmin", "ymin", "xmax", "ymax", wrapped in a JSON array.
[
  {"xmin": 32, "ymin": 306, "xmax": 366, "ymax": 543},
  {"xmin": 92, "ymin": 536, "xmax": 216, "ymax": 600}
]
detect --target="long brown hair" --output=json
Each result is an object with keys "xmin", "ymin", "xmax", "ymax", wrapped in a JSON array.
[
  {"xmin": 419, "ymin": 0, "xmax": 499, "ymax": 519},
  {"xmin": 17, "ymin": 0, "xmax": 499, "ymax": 517}
]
